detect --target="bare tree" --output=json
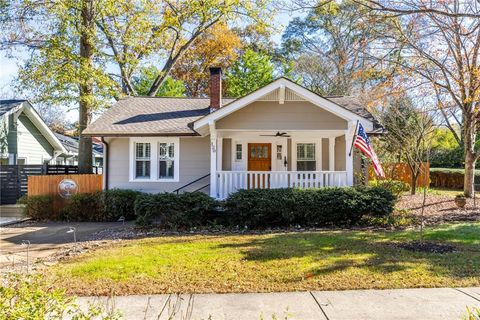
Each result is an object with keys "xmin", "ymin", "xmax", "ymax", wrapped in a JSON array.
[
  {"xmin": 292, "ymin": 0, "xmax": 480, "ymax": 197},
  {"xmin": 380, "ymin": 95, "xmax": 434, "ymax": 195}
]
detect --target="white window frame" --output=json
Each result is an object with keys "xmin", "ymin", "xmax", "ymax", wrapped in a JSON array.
[
  {"xmin": 129, "ymin": 137, "xmax": 180, "ymax": 182},
  {"xmin": 292, "ymin": 139, "xmax": 322, "ymax": 171},
  {"xmin": 235, "ymin": 143, "xmax": 242, "ymax": 161}
]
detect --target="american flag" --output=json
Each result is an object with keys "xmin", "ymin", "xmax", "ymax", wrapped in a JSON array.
[{"xmin": 354, "ymin": 123, "xmax": 385, "ymax": 177}]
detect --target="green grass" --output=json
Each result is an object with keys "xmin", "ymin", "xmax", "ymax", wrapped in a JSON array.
[{"xmin": 49, "ymin": 223, "xmax": 480, "ymax": 295}]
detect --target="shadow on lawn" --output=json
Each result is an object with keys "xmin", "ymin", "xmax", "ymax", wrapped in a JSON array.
[{"xmin": 217, "ymin": 224, "xmax": 480, "ymax": 281}]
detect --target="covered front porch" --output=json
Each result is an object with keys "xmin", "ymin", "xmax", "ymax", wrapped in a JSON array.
[
  {"xmin": 192, "ymin": 77, "xmax": 374, "ymax": 200},
  {"xmin": 210, "ymin": 130, "xmax": 355, "ymax": 199}
]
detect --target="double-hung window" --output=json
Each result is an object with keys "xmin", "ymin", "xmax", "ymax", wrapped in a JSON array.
[
  {"xmin": 135, "ymin": 142, "xmax": 151, "ymax": 179},
  {"xmin": 296, "ymin": 143, "xmax": 316, "ymax": 171},
  {"xmin": 159, "ymin": 142, "xmax": 175, "ymax": 179},
  {"xmin": 131, "ymin": 138, "xmax": 179, "ymax": 181}
]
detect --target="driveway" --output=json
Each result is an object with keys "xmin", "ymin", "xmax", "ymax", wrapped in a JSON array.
[
  {"xmin": 0, "ymin": 221, "xmax": 131, "ymax": 268},
  {"xmin": 77, "ymin": 288, "xmax": 480, "ymax": 320}
]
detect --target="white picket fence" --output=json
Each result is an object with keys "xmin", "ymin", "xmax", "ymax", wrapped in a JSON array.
[{"xmin": 216, "ymin": 171, "xmax": 348, "ymax": 199}]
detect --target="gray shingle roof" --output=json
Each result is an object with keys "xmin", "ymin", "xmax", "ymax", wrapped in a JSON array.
[
  {"xmin": 55, "ymin": 132, "xmax": 103, "ymax": 156},
  {"xmin": 84, "ymin": 97, "xmax": 234, "ymax": 136},
  {"xmin": 84, "ymin": 94, "xmax": 381, "ymax": 136},
  {"xmin": 0, "ymin": 100, "xmax": 27, "ymax": 118},
  {"xmin": 326, "ymin": 96, "xmax": 383, "ymax": 133}
]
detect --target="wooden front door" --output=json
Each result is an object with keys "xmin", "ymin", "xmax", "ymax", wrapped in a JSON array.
[{"xmin": 248, "ymin": 143, "xmax": 271, "ymax": 171}]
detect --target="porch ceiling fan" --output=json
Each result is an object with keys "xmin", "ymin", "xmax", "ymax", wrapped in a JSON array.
[{"xmin": 259, "ymin": 131, "xmax": 291, "ymax": 137}]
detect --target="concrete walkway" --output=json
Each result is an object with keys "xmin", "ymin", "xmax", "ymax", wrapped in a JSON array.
[
  {"xmin": 0, "ymin": 221, "xmax": 131, "ymax": 267},
  {"xmin": 77, "ymin": 287, "xmax": 480, "ymax": 320}
]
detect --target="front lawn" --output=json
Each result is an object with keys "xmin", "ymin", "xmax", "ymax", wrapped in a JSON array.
[{"xmin": 49, "ymin": 223, "xmax": 480, "ymax": 295}]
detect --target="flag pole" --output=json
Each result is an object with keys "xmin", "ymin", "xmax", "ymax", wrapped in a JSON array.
[{"xmin": 348, "ymin": 120, "xmax": 360, "ymax": 157}]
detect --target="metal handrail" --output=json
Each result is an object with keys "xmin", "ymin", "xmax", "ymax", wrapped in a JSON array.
[
  {"xmin": 173, "ymin": 173, "xmax": 210, "ymax": 194},
  {"xmin": 193, "ymin": 184, "xmax": 210, "ymax": 192}
]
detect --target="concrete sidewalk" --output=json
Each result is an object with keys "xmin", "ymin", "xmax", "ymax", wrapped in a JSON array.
[{"xmin": 77, "ymin": 287, "xmax": 480, "ymax": 320}]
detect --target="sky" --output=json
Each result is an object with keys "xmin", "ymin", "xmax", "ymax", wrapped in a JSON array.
[{"xmin": 0, "ymin": 9, "xmax": 302, "ymax": 122}]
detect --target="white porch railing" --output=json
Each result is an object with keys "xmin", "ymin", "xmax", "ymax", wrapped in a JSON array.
[{"xmin": 216, "ymin": 171, "xmax": 348, "ymax": 199}]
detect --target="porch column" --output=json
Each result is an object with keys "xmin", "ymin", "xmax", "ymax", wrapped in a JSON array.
[
  {"xmin": 328, "ymin": 137, "xmax": 335, "ymax": 171},
  {"xmin": 217, "ymin": 137, "xmax": 223, "ymax": 171},
  {"xmin": 345, "ymin": 122, "xmax": 355, "ymax": 186},
  {"xmin": 209, "ymin": 122, "xmax": 217, "ymax": 198}
]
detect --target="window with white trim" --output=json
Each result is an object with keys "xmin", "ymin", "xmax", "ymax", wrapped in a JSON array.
[
  {"xmin": 297, "ymin": 143, "xmax": 316, "ymax": 171},
  {"xmin": 130, "ymin": 138, "xmax": 180, "ymax": 181},
  {"xmin": 135, "ymin": 142, "xmax": 151, "ymax": 178},
  {"xmin": 159, "ymin": 142, "xmax": 175, "ymax": 179},
  {"xmin": 235, "ymin": 144, "xmax": 242, "ymax": 161}
]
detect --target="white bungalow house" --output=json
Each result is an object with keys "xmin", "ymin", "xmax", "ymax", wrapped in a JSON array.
[{"xmin": 84, "ymin": 68, "xmax": 381, "ymax": 199}]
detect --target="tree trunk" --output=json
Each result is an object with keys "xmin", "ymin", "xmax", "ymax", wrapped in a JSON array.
[
  {"xmin": 78, "ymin": 0, "xmax": 95, "ymax": 174},
  {"xmin": 464, "ymin": 150, "xmax": 476, "ymax": 197},
  {"xmin": 463, "ymin": 115, "xmax": 476, "ymax": 197},
  {"xmin": 410, "ymin": 172, "xmax": 417, "ymax": 195}
]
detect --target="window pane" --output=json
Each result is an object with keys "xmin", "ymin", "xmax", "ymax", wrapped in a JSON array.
[
  {"xmin": 297, "ymin": 161, "xmax": 316, "ymax": 171},
  {"xmin": 159, "ymin": 160, "xmax": 174, "ymax": 179},
  {"xmin": 297, "ymin": 144, "xmax": 305, "ymax": 159},
  {"xmin": 136, "ymin": 160, "xmax": 150, "ymax": 178},
  {"xmin": 159, "ymin": 143, "xmax": 167, "ymax": 158},
  {"xmin": 136, "ymin": 143, "xmax": 151, "ymax": 159},
  {"xmin": 297, "ymin": 143, "xmax": 315, "ymax": 161},
  {"xmin": 236, "ymin": 144, "xmax": 242, "ymax": 160}
]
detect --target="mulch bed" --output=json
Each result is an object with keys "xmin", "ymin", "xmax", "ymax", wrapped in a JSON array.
[{"xmin": 396, "ymin": 194, "xmax": 480, "ymax": 225}]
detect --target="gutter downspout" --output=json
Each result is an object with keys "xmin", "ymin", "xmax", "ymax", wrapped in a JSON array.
[{"xmin": 101, "ymin": 137, "xmax": 109, "ymax": 190}]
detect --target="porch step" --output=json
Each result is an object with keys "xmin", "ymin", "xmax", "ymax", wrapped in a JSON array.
[{"xmin": 0, "ymin": 204, "xmax": 26, "ymax": 218}]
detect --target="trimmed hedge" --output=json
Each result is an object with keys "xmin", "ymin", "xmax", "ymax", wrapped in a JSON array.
[
  {"xmin": 60, "ymin": 189, "xmax": 144, "ymax": 222},
  {"xmin": 103, "ymin": 189, "xmax": 142, "ymax": 221},
  {"xmin": 21, "ymin": 186, "xmax": 395, "ymax": 228},
  {"xmin": 134, "ymin": 192, "xmax": 217, "ymax": 228},
  {"xmin": 225, "ymin": 187, "xmax": 395, "ymax": 228},
  {"xmin": 18, "ymin": 195, "xmax": 54, "ymax": 220},
  {"xmin": 430, "ymin": 168, "xmax": 480, "ymax": 189},
  {"xmin": 21, "ymin": 189, "xmax": 143, "ymax": 222},
  {"xmin": 60, "ymin": 192, "xmax": 105, "ymax": 221}
]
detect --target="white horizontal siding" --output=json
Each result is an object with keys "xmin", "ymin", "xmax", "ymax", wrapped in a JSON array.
[{"xmin": 107, "ymin": 136, "xmax": 210, "ymax": 193}]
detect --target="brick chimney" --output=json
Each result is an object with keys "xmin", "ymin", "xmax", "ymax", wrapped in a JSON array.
[{"xmin": 209, "ymin": 67, "xmax": 222, "ymax": 111}]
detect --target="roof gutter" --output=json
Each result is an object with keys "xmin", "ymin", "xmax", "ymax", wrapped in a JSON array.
[{"xmin": 101, "ymin": 137, "xmax": 109, "ymax": 190}]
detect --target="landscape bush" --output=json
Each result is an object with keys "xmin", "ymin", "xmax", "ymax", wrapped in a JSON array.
[
  {"xmin": 430, "ymin": 168, "xmax": 480, "ymax": 189},
  {"xmin": 65, "ymin": 189, "xmax": 144, "ymax": 222},
  {"xmin": 18, "ymin": 195, "xmax": 54, "ymax": 220},
  {"xmin": 103, "ymin": 188, "xmax": 142, "ymax": 221},
  {"xmin": 60, "ymin": 192, "xmax": 105, "ymax": 222},
  {"xmin": 368, "ymin": 179, "xmax": 409, "ymax": 198},
  {"xmin": 134, "ymin": 192, "xmax": 217, "ymax": 228},
  {"xmin": 225, "ymin": 186, "xmax": 396, "ymax": 228}
]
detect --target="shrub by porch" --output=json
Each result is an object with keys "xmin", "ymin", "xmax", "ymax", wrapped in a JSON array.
[
  {"xmin": 22, "ymin": 186, "xmax": 395, "ymax": 228},
  {"xmin": 224, "ymin": 187, "xmax": 395, "ymax": 228},
  {"xmin": 131, "ymin": 186, "xmax": 395, "ymax": 228}
]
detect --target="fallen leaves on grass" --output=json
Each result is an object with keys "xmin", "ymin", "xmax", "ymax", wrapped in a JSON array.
[{"xmin": 47, "ymin": 223, "xmax": 480, "ymax": 295}]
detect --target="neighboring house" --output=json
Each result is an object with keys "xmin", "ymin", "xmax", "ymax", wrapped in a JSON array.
[
  {"xmin": 54, "ymin": 132, "xmax": 103, "ymax": 167},
  {"xmin": 84, "ymin": 68, "xmax": 382, "ymax": 199},
  {"xmin": 0, "ymin": 100, "xmax": 67, "ymax": 165}
]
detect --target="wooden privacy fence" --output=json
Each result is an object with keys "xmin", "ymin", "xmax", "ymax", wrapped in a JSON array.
[
  {"xmin": 28, "ymin": 174, "xmax": 103, "ymax": 214},
  {"xmin": 0, "ymin": 165, "xmax": 102, "ymax": 204},
  {"xmin": 369, "ymin": 162, "xmax": 430, "ymax": 188}
]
